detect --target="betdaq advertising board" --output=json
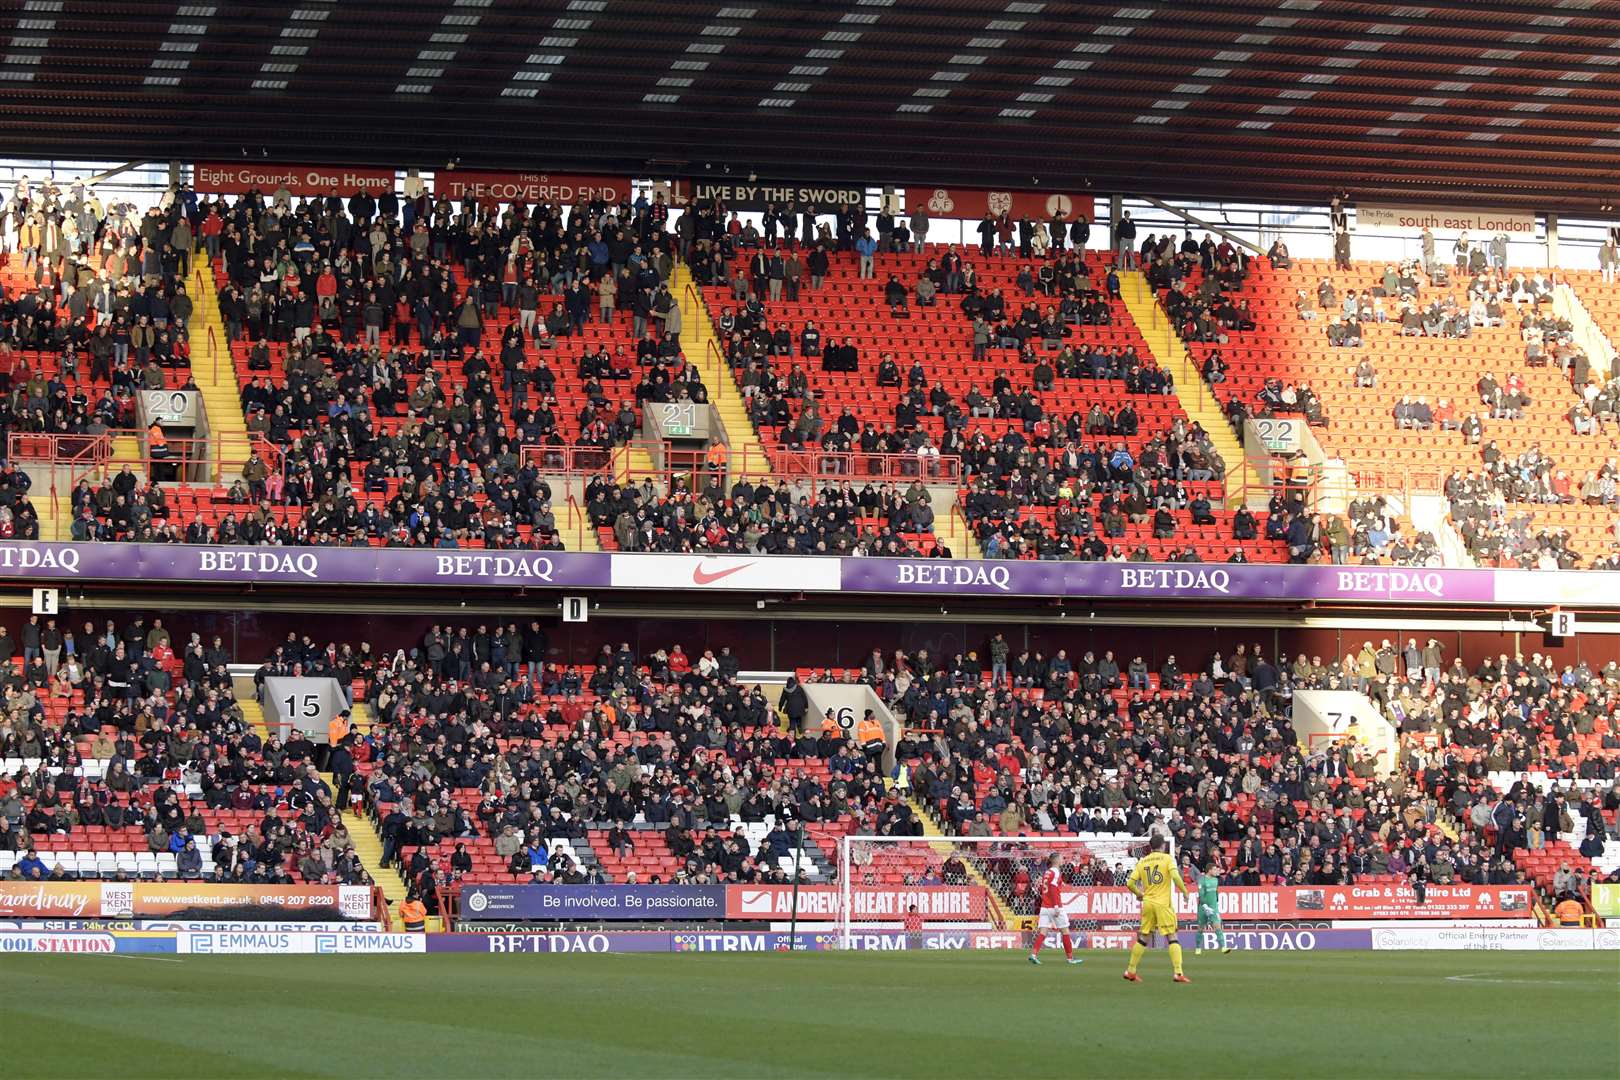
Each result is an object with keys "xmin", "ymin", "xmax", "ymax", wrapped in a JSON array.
[
  {"xmin": 1081, "ymin": 929, "xmax": 1373, "ymax": 951},
  {"xmin": 10, "ymin": 543, "xmax": 1620, "ymax": 608}
]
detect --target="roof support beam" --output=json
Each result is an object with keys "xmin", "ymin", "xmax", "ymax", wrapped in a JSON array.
[
  {"xmin": 81, "ymin": 160, "xmax": 149, "ymax": 185},
  {"xmin": 1138, "ymin": 196, "xmax": 1264, "ymax": 255}
]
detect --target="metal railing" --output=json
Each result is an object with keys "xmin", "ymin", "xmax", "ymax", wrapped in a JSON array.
[
  {"xmin": 7, "ymin": 432, "xmax": 113, "ymax": 537},
  {"xmin": 519, "ymin": 444, "xmax": 624, "ymax": 477},
  {"xmin": 739, "ymin": 444, "xmax": 962, "ymax": 485},
  {"xmin": 7, "ymin": 431, "xmax": 113, "ymax": 467},
  {"xmin": 1127, "ymin": 275, "xmax": 1221, "ymax": 418},
  {"xmin": 565, "ymin": 491, "xmax": 589, "ymax": 546},
  {"xmin": 1333, "ymin": 461, "xmax": 1449, "ymax": 509},
  {"xmin": 520, "ymin": 439, "xmax": 961, "ymax": 489},
  {"xmin": 194, "ymin": 265, "xmax": 223, "ymax": 388}
]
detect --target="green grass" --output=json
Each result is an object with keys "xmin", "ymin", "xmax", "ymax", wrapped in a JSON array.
[{"xmin": 3, "ymin": 950, "xmax": 1616, "ymax": 1079}]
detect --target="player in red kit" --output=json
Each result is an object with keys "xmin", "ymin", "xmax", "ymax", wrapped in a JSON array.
[{"xmin": 1029, "ymin": 853, "xmax": 1082, "ymax": 965}]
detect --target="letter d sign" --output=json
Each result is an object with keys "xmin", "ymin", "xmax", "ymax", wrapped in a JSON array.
[{"xmin": 562, "ymin": 596, "xmax": 589, "ymax": 623}]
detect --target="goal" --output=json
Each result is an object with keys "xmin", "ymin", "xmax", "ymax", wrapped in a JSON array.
[{"xmin": 836, "ymin": 834, "xmax": 1160, "ymax": 948}]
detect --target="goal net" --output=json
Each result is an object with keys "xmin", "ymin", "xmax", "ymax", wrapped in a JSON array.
[{"xmin": 837, "ymin": 834, "xmax": 1162, "ymax": 949}]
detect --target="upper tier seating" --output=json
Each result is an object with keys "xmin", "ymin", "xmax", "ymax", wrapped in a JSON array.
[
  {"xmin": 1163, "ymin": 251, "xmax": 1620, "ymax": 565},
  {"xmin": 695, "ymin": 238, "xmax": 1286, "ymax": 562}
]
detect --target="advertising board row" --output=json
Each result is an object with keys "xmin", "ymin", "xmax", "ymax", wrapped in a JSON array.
[
  {"xmin": 0, "ymin": 920, "xmax": 382, "ymax": 933},
  {"xmin": 4, "ymin": 543, "xmax": 1614, "ymax": 607},
  {"xmin": 1054, "ymin": 883, "xmax": 1534, "ymax": 922},
  {"xmin": 190, "ymin": 167, "xmax": 1095, "ymax": 221},
  {"xmin": 0, "ymin": 882, "xmax": 374, "ymax": 920},
  {"xmin": 191, "ymin": 164, "xmax": 629, "ymax": 204},
  {"xmin": 7, "ymin": 927, "xmax": 1611, "ymax": 955},
  {"xmin": 460, "ymin": 884, "xmax": 987, "ymax": 921},
  {"xmin": 432, "ymin": 929, "xmax": 1368, "ymax": 953},
  {"xmin": 456, "ymin": 883, "xmax": 1533, "ymax": 923},
  {"xmin": 190, "ymin": 167, "xmax": 1536, "ymax": 241}
]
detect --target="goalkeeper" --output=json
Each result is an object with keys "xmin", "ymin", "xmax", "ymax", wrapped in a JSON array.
[{"xmin": 1194, "ymin": 855, "xmax": 1234, "ymax": 955}]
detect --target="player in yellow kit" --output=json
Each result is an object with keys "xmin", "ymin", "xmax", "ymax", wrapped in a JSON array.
[{"xmin": 1122, "ymin": 835, "xmax": 1192, "ymax": 984}]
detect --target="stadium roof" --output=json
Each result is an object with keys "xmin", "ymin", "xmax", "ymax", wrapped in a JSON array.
[{"xmin": 4, "ymin": 0, "xmax": 1620, "ymax": 212}]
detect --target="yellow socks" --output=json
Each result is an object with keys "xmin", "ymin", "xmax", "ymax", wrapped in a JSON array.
[
  {"xmin": 1169, "ymin": 943, "xmax": 1184, "ymax": 976},
  {"xmin": 1127, "ymin": 942, "xmax": 1145, "ymax": 974}
]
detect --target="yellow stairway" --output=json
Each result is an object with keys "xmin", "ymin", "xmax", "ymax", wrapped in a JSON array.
[
  {"xmin": 35, "ymin": 485, "xmax": 69, "ymax": 541},
  {"xmin": 562, "ymin": 500, "xmax": 602, "ymax": 553},
  {"xmin": 672, "ymin": 264, "xmax": 770, "ymax": 482},
  {"xmin": 109, "ymin": 434, "xmax": 144, "ymax": 471},
  {"xmin": 343, "ymin": 806, "xmax": 435, "ymax": 929},
  {"xmin": 908, "ymin": 795, "xmax": 1018, "ymax": 931},
  {"xmin": 187, "ymin": 265, "xmax": 251, "ymax": 483},
  {"xmin": 237, "ymin": 695, "xmax": 270, "ymax": 738},
  {"xmin": 1117, "ymin": 270, "xmax": 1246, "ymax": 508},
  {"xmin": 612, "ymin": 443, "xmax": 656, "ymax": 486},
  {"xmin": 938, "ymin": 504, "xmax": 984, "ymax": 561}
]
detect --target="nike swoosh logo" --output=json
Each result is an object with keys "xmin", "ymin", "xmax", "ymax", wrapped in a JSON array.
[{"xmin": 692, "ymin": 561, "xmax": 755, "ymax": 585}]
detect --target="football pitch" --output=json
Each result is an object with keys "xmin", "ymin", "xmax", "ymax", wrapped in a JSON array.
[{"xmin": 4, "ymin": 950, "xmax": 1616, "ymax": 1079}]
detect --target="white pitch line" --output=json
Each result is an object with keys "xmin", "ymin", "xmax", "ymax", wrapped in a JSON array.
[
  {"xmin": 1446, "ymin": 972, "xmax": 1612, "ymax": 986},
  {"xmin": 107, "ymin": 952, "xmax": 185, "ymax": 963}
]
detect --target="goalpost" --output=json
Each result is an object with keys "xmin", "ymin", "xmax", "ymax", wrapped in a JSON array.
[{"xmin": 836, "ymin": 834, "xmax": 1163, "ymax": 949}]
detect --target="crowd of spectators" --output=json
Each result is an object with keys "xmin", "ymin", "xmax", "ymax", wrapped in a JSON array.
[
  {"xmin": 1318, "ymin": 494, "xmax": 1443, "ymax": 567},
  {"xmin": 850, "ymin": 636, "xmax": 1616, "ymax": 904},
  {"xmin": 702, "ymin": 209, "xmax": 1239, "ymax": 563},
  {"xmin": 0, "ymin": 614, "xmax": 372, "ymax": 889},
  {"xmin": 67, "ymin": 456, "xmax": 569, "ymax": 550},
  {"xmin": 357, "ymin": 628, "xmax": 920, "ymax": 904},
  {"xmin": 956, "ymin": 420, "xmax": 1260, "ymax": 561},
  {"xmin": 1442, "ymin": 446, "xmax": 1602, "ymax": 569},
  {"xmin": 583, "ymin": 473, "xmax": 945, "ymax": 557},
  {"xmin": 6, "ymin": 610, "xmax": 1614, "ymax": 923},
  {"xmin": 6, "ymin": 175, "xmax": 729, "ymax": 550},
  {"xmin": 1, "ymin": 177, "xmax": 198, "ymax": 440}
]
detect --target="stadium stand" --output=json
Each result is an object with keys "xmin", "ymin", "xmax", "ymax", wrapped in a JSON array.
[
  {"xmin": 10, "ymin": 177, "xmax": 1620, "ymax": 575},
  {"xmin": 808, "ymin": 638, "xmax": 1618, "ymax": 911},
  {"xmin": 694, "ymin": 226, "xmax": 1292, "ymax": 564},
  {"xmin": 1148, "ymin": 236, "xmax": 1620, "ymax": 567},
  {"xmin": 8, "ymin": 609, "xmax": 1611, "ymax": 928},
  {"xmin": 5, "ymin": 181, "xmax": 713, "ymax": 550},
  {"xmin": 0, "ymin": 616, "xmax": 372, "ymax": 888}
]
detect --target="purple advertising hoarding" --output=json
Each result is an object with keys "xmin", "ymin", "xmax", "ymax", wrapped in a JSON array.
[
  {"xmin": 427, "ymin": 928, "xmax": 1377, "ymax": 952},
  {"xmin": 1083, "ymin": 928, "xmax": 1372, "ymax": 951},
  {"xmin": 0, "ymin": 542, "xmax": 1517, "ymax": 605},
  {"xmin": 459, "ymin": 884, "xmax": 726, "ymax": 920},
  {"xmin": 429, "ymin": 931, "xmax": 841, "ymax": 953},
  {"xmin": 0, "ymin": 543, "xmax": 609, "ymax": 589},
  {"xmin": 839, "ymin": 559, "xmax": 1499, "ymax": 604}
]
